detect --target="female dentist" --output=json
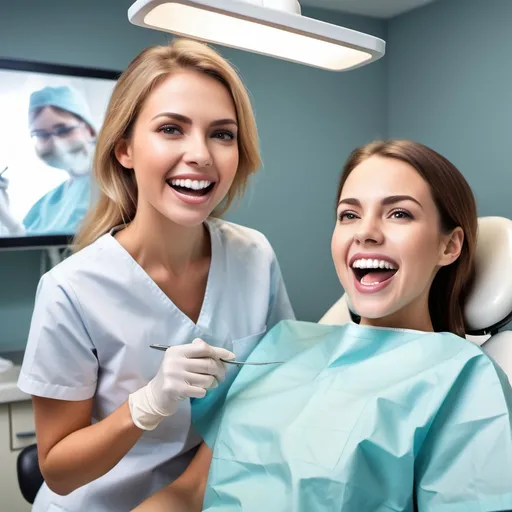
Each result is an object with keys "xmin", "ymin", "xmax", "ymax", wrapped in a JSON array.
[{"xmin": 18, "ymin": 39, "xmax": 294, "ymax": 511}]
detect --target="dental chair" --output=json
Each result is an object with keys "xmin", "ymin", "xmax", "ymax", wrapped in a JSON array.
[
  {"xmin": 16, "ymin": 218, "xmax": 512, "ymax": 503},
  {"xmin": 319, "ymin": 216, "xmax": 512, "ymax": 383}
]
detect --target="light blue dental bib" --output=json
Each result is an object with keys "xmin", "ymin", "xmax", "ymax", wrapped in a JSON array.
[{"xmin": 192, "ymin": 321, "xmax": 512, "ymax": 512}]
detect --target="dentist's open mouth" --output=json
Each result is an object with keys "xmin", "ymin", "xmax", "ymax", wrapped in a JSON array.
[
  {"xmin": 351, "ymin": 258, "xmax": 398, "ymax": 292},
  {"xmin": 166, "ymin": 178, "xmax": 215, "ymax": 197}
]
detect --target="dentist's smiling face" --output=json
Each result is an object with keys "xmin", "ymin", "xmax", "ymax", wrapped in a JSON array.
[
  {"xmin": 115, "ymin": 69, "xmax": 240, "ymax": 228},
  {"xmin": 331, "ymin": 155, "xmax": 462, "ymax": 330}
]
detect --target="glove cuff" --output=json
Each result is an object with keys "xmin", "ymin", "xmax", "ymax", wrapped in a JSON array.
[{"xmin": 128, "ymin": 386, "xmax": 173, "ymax": 431}]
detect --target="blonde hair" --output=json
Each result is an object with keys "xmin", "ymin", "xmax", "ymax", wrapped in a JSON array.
[{"xmin": 74, "ymin": 39, "xmax": 260, "ymax": 251}]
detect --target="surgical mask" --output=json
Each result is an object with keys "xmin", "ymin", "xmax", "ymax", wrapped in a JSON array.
[{"xmin": 39, "ymin": 139, "xmax": 94, "ymax": 177}]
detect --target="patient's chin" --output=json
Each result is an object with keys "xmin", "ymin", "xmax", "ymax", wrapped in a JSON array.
[
  {"xmin": 356, "ymin": 309, "xmax": 391, "ymax": 321},
  {"xmin": 348, "ymin": 296, "xmax": 399, "ymax": 323}
]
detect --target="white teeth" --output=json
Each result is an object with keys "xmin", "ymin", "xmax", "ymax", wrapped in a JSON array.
[
  {"xmin": 351, "ymin": 258, "xmax": 397, "ymax": 270},
  {"xmin": 170, "ymin": 179, "xmax": 213, "ymax": 190}
]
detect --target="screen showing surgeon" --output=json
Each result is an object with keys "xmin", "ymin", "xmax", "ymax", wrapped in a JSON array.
[{"xmin": 0, "ymin": 66, "xmax": 116, "ymax": 238}]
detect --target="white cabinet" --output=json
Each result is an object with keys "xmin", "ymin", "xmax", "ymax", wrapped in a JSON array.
[
  {"xmin": 10, "ymin": 401, "xmax": 37, "ymax": 450},
  {"xmin": 0, "ymin": 400, "xmax": 34, "ymax": 512}
]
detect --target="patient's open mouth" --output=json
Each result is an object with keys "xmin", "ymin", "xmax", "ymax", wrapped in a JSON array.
[{"xmin": 351, "ymin": 257, "xmax": 398, "ymax": 291}]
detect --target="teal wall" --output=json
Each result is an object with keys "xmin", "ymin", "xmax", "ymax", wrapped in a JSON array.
[
  {"xmin": 0, "ymin": 1, "xmax": 387, "ymax": 351},
  {"xmin": 387, "ymin": 0, "xmax": 512, "ymax": 219}
]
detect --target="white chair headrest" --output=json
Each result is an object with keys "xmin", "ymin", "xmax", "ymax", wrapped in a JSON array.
[
  {"xmin": 464, "ymin": 217, "xmax": 512, "ymax": 334},
  {"xmin": 320, "ymin": 217, "xmax": 512, "ymax": 335}
]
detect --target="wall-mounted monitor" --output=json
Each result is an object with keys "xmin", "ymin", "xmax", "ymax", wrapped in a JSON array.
[{"xmin": 0, "ymin": 58, "xmax": 119, "ymax": 249}]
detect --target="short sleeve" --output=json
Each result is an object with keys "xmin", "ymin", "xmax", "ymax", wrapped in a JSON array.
[
  {"xmin": 17, "ymin": 271, "xmax": 98, "ymax": 401},
  {"xmin": 415, "ymin": 354, "xmax": 512, "ymax": 512},
  {"xmin": 266, "ymin": 249, "xmax": 295, "ymax": 328}
]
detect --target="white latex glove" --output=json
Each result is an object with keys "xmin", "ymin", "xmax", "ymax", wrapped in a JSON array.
[{"xmin": 129, "ymin": 339, "xmax": 235, "ymax": 431}]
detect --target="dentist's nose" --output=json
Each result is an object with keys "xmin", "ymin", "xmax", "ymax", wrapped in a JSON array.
[{"xmin": 183, "ymin": 135, "xmax": 213, "ymax": 168}]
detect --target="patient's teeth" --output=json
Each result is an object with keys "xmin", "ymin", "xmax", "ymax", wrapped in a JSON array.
[{"xmin": 352, "ymin": 258, "xmax": 398, "ymax": 270}]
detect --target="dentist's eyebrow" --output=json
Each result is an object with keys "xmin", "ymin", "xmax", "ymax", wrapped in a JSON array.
[
  {"xmin": 338, "ymin": 195, "xmax": 423, "ymax": 208},
  {"xmin": 151, "ymin": 112, "xmax": 237, "ymax": 127},
  {"xmin": 152, "ymin": 112, "xmax": 192, "ymax": 123},
  {"xmin": 210, "ymin": 118, "xmax": 238, "ymax": 127}
]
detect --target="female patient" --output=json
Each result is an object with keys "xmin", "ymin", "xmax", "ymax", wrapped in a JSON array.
[{"xmin": 135, "ymin": 140, "xmax": 512, "ymax": 511}]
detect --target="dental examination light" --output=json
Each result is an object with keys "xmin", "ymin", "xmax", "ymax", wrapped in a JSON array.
[{"xmin": 128, "ymin": 0, "xmax": 385, "ymax": 71}]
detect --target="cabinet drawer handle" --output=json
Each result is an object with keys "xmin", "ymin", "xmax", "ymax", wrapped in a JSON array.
[{"xmin": 16, "ymin": 431, "xmax": 36, "ymax": 439}]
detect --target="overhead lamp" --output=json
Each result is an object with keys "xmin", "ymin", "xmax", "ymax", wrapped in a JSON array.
[{"xmin": 128, "ymin": 0, "xmax": 385, "ymax": 72}]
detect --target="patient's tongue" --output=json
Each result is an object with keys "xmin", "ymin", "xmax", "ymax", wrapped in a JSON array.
[{"xmin": 361, "ymin": 270, "xmax": 395, "ymax": 285}]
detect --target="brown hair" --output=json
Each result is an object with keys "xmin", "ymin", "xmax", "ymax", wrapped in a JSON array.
[
  {"xmin": 336, "ymin": 140, "xmax": 477, "ymax": 337},
  {"xmin": 74, "ymin": 38, "xmax": 260, "ymax": 251}
]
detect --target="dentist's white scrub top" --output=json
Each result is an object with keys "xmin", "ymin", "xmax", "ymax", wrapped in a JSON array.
[{"xmin": 18, "ymin": 217, "xmax": 295, "ymax": 512}]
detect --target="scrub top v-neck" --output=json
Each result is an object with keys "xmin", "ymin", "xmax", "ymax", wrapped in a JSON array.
[
  {"xmin": 106, "ymin": 218, "xmax": 222, "ymax": 336},
  {"xmin": 18, "ymin": 217, "xmax": 295, "ymax": 512}
]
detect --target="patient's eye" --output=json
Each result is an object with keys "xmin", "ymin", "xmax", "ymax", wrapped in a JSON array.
[
  {"xmin": 389, "ymin": 209, "xmax": 413, "ymax": 220},
  {"xmin": 338, "ymin": 211, "xmax": 359, "ymax": 222}
]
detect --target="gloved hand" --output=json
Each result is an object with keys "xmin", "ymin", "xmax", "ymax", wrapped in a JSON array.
[{"xmin": 129, "ymin": 339, "xmax": 235, "ymax": 431}]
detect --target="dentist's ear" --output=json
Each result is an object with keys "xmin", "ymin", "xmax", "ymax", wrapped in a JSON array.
[
  {"xmin": 114, "ymin": 138, "xmax": 134, "ymax": 170},
  {"xmin": 439, "ymin": 227, "xmax": 464, "ymax": 267}
]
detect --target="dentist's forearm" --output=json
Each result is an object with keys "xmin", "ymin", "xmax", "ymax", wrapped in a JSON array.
[{"xmin": 38, "ymin": 400, "xmax": 143, "ymax": 495}]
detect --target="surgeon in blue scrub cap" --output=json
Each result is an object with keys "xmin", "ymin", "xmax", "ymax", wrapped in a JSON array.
[{"xmin": 23, "ymin": 85, "xmax": 96, "ymax": 234}]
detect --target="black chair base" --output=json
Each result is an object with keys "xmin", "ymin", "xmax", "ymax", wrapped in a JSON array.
[{"xmin": 17, "ymin": 443, "xmax": 44, "ymax": 504}]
